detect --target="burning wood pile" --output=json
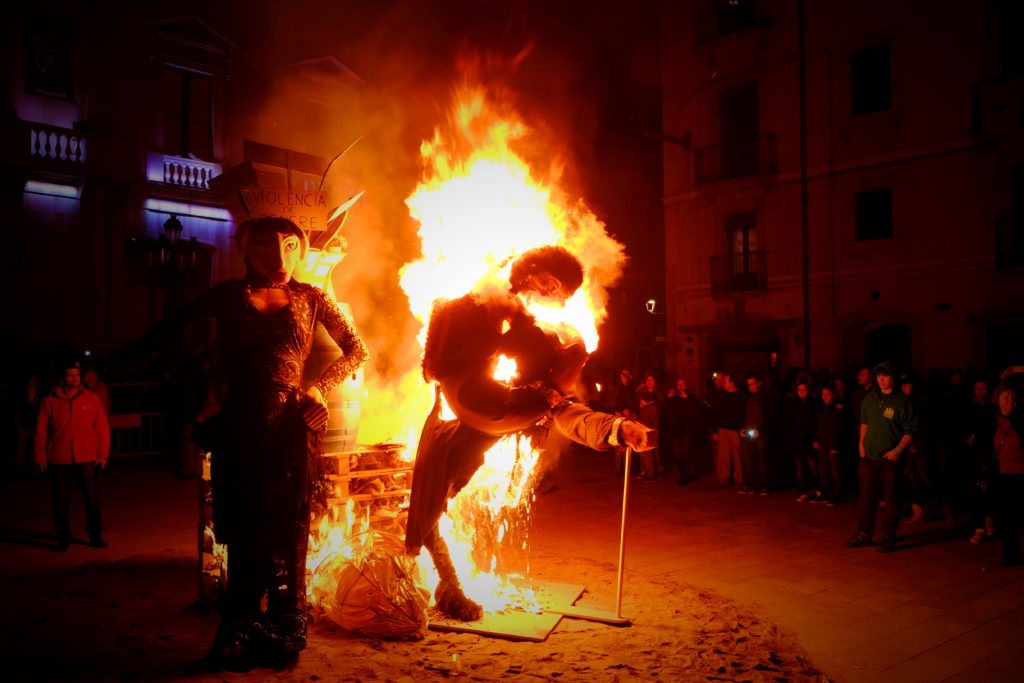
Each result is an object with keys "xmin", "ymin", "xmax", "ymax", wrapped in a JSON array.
[
  {"xmin": 307, "ymin": 441, "xmax": 426, "ymax": 640},
  {"xmin": 322, "ymin": 443, "xmax": 412, "ymax": 538}
]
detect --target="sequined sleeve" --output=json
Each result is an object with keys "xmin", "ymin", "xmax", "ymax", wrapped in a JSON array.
[{"xmin": 312, "ymin": 287, "xmax": 370, "ymax": 396}]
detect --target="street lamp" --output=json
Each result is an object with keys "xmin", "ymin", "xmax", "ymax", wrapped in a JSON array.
[
  {"xmin": 124, "ymin": 212, "xmax": 213, "ymax": 329},
  {"xmin": 163, "ymin": 213, "xmax": 183, "ymax": 245},
  {"xmin": 152, "ymin": 214, "xmax": 183, "ymax": 267},
  {"xmin": 129, "ymin": 212, "xmax": 207, "ymax": 282}
]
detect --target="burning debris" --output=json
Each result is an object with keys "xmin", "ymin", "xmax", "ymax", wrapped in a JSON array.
[
  {"xmin": 313, "ymin": 530, "xmax": 429, "ymax": 640},
  {"xmin": 323, "ymin": 443, "xmax": 412, "ymax": 537}
]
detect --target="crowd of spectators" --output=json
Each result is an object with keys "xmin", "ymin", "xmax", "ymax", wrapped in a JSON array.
[
  {"xmin": 4, "ymin": 355, "xmax": 1022, "ymax": 566},
  {"xmin": 585, "ymin": 361, "xmax": 1024, "ymax": 564}
]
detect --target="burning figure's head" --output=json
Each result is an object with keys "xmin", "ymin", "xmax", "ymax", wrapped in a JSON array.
[{"xmin": 508, "ymin": 245, "xmax": 583, "ymax": 304}]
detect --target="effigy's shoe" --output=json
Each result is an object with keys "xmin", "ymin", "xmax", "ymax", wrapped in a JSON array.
[{"xmin": 435, "ymin": 581, "xmax": 483, "ymax": 621}]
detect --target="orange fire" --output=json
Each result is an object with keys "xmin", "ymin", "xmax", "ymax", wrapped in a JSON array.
[
  {"xmin": 306, "ymin": 81, "xmax": 625, "ymax": 622},
  {"xmin": 400, "ymin": 87, "xmax": 624, "ymax": 352},
  {"xmin": 398, "ymin": 83, "xmax": 625, "ymax": 613}
]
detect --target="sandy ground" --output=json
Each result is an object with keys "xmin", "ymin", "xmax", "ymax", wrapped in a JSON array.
[{"xmin": 2, "ymin": 544, "xmax": 825, "ymax": 682}]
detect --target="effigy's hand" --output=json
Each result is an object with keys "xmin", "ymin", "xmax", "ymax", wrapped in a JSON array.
[
  {"xmin": 303, "ymin": 387, "xmax": 329, "ymax": 430},
  {"xmin": 620, "ymin": 420, "xmax": 656, "ymax": 452}
]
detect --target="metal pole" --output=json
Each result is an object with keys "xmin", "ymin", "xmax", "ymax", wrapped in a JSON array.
[{"xmin": 615, "ymin": 447, "xmax": 632, "ymax": 618}]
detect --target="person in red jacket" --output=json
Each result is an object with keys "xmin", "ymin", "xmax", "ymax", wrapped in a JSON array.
[{"xmin": 34, "ymin": 359, "xmax": 111, "ymax": 552}]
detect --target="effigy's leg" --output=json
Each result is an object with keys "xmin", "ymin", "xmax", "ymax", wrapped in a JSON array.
[{"xmin": 424, "ymin": 524, "xmax": 483, "ymax": 621}]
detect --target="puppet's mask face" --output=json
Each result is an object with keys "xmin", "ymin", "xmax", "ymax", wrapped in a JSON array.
[{"xmin": 245, "ymin": 231, "xmax": 302, "ymax": 284}]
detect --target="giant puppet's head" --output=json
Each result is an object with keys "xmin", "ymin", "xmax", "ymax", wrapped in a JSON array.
[{"xmin": 235, "ymin": 216, "xmax": 309, "ymax": 285}]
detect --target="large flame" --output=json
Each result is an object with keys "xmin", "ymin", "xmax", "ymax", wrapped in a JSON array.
[
  {"xmin": 419, "ymin": 434, "xmax": 542, "ymax": 613},
  {"xmin": 307, "ymin": 82, "xmax": 626, "ymax": 620},
  {"xmin": 396, "ymin": 84, "xmax": 625, "ymax": 612},
  {"xmin": 400, "ymin": 86, "xmax": 625, "ymax": 351}
]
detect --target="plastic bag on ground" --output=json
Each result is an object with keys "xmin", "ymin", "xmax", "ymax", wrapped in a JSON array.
[{"xmin": 313, "ymin": 529, "xmax": 429, "ymax": 640}]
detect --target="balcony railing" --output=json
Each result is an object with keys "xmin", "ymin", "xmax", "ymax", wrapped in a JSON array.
[
  {"xmin": 147, "ymin": 152, "xmax": 221, "ymax": 191},
  {"xmin": 711, "ymin": 250, "xmax": 767, "ymax": 296},
  {"xmin": 695, "ymin": 133, "xmax": 777, "ymax": 186},
  {"xmin": 29, "ymin": 123, "xmax": 87, "ymax": 164},
  {"xmin": 9, "ymin": 120, "xmax": 135, "ymax": 180}
]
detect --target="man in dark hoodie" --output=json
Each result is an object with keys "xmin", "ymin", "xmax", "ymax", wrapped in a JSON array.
[{"xmin": 845, "ymin": 361, "xmax": 919, "ymax": 553}]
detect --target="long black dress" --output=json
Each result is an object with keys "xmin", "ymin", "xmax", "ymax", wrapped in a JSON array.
[{"xmin": 174, "ymin": 276, "xmax": 368, "ymax": 623}]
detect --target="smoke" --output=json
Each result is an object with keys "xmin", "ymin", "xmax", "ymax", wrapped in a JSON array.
[{"xmin": 214, "ymin": 0, "xmax": 641, "ymax": 442}]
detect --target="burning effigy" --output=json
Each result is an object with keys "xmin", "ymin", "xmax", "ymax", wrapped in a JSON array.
[{"xmin": 407, "ymin": 245, "xmax": 632, "ymax": 621}]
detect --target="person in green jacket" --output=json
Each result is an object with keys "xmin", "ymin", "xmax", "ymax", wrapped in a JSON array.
[{"xmin": 845, "ymin": 361, "xmax": 919, "ymax": 553}]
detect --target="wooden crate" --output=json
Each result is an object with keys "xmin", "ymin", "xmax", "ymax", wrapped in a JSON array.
[{"xmin": 320, "ymin": 443, "xmax": 412, "ymax": 533}]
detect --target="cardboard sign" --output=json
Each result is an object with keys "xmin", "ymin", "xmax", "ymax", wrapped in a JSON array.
[{"xmin": 244, "ymin": 189, "xmax": 328, "ymax": 232}]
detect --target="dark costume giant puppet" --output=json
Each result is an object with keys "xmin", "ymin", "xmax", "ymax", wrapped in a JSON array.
[
  {"xmin": 151, "ymin": 217, "xmax": 369, "ymax": 662},
  {"xmin": 405, "ymin": 245, "xmax": 651, "ymax": 621}
]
